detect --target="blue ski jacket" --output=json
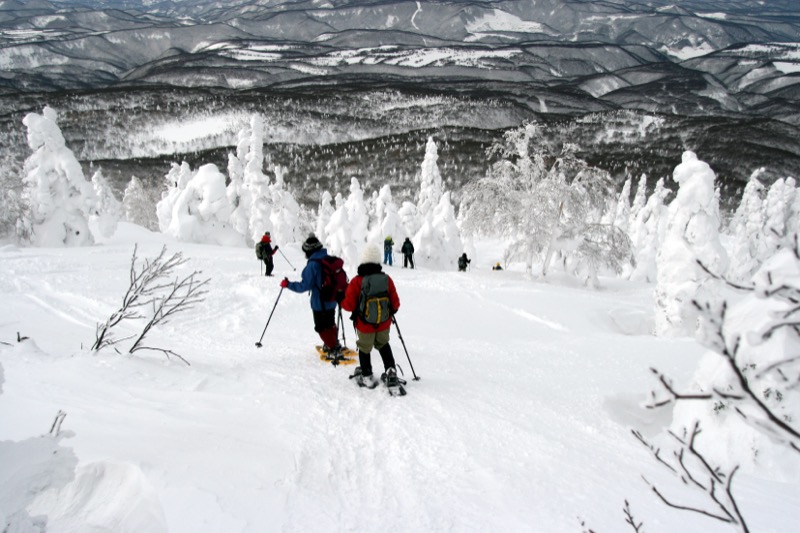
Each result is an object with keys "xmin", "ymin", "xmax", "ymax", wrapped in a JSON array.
[{"xmin": 286, "ymin": 248, "xmax": 338, "ymax": 312}]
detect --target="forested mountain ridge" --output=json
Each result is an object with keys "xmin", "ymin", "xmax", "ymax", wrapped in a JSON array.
[{"xmin": 1, "ymin": 0, "xmax": 799, "ymax": 195}]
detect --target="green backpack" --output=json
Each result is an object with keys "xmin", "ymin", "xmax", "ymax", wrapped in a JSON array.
[
  {"xmin": 255, "ymin": 242, "xmax": 265, "ymax": 260},
  {"xmin": 358, "ymin": 273, "xmax": 392, "ymax": 325}
]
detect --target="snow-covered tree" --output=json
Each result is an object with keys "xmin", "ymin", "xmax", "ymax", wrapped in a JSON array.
[
  {"xmin": 88, "ymin": 169, "xmax": 122, "ymax": 240},
  {"xmin": 727, "ymin": 175, "xmax": 765, "ymax": 282},
  {"xmin": 269, "ymin": 165, "xmax": 303, "ymax": 244},
  {"xmin": 397, "ymin": 200, "xmax": 419, "ymax": 238},
  {"xmin": 655, "ymin": 151, "xmax": 728, "ymax": 337},
  {"xmin": 416, "ymin": 136, "xmax": 444, "ymax": 223},
  {"xmin": 460, "ymin": 123, "xmax": 627, "ymax": 278},
  {"xmin": 325, "ymin": 178, "xmax": 369, "ymax": 266},
  {"xmin": 368, "ymin": 185, "xmax": 406, "ymax": 246},
  {"xmin": 20, "ymin": 106, "xmax": 96, "ymax": 246},
  {"xmin": 161, "ymin": 164, "xmax": 242, "ymax": 246},
  {"xmin": 613, "ymin": 177, "xmax": 632, "ymax": 234},
  {"xmin": 640, "ymin": 245, "xmax": 800, "ymax": 531},
  {"xmin": 628, "ymin": 173, "xmax": 648, "ymax": 229},
  {"xmin": 0, "ymin": 152, "xmax": 25, "ymax": 240},
  {"xmin": 244, "ymin": 115, "xmax": 273, "ymax": 246},
  {"xmin": 629, "ymin": 178, "xmax": 671, "ymax": 283},
  {"xmin": 157, "ymin": 162, "xmax": 193, "ymax": 233},
  {"xmin": 413, "ymin": 192, "xmax": 463, "ymax": 269},
  {"xmin": 123, "ymin": 176, "xmax": 157, "ymax": 231},
  {"xmin": 315, "ymin": 191, "xmax": 335, "ymax": 244}
]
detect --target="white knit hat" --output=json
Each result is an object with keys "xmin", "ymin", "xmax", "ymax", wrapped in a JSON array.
[{"xmin": 361, "ymin": 244, "xmax": 382, "ymax": 265}]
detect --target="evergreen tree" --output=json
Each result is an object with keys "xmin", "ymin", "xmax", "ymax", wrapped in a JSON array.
[
  {"xmin": 123, "ymin": 176, "xmax": 158, "ymax": 230},
  {"xmin": 727, "ymin": 175, "xmax": 765, "ymax": 282},
  {"xmin": 88, "ymin": 169, "xmax": 122, "ymax": 240},
  {"xmin": 629, "ymin": 178, "xmax": 671, "ymax": 283},
  {"xmin": 157, "ymin": 162, "xmax": 193, "ymax": 233},
  {"xmin": 20, "ymin": 106, "xmax": 96, "ymax": 246},
  {"xmin": 245, "ymin": 115, "xmax": 273, "ymax": 246},
  {"xmin": 315, "ymin": 190, "xmax": 335, "ymax": 244},
  {"xmin": 414, "ymin": 192, "xmax": 463, "ymax": 269},
  {"xmin": 655, "ymin": 151, "xmax": 728, "ymax": 337},
  {"xmin": 269, "ymin": 165, "xmax": 303, "ymax": 244},
  {"xmin": 416, "ymin": 136, "xmax": 444, "ymax": 223},
  {"xmin": 161, "ymin": 164, "xmax": 241, "ymax": 246}
]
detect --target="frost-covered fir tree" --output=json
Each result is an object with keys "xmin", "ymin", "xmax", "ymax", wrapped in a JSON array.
[
  {"xmin": 628, "ymin": 174, "xmax": 648, "ymax": 229},
  {"xmin": 245, "ymin": 115, "xmax": 273, "ymax": 245},
  {"xmin": 325, "ymin": 201, "xmax": 358, "ymax": 267},
  {"xmin": 88, "ymin": 169, "xmax": 122, "ymax": 240},
  {"xmin": 397, "ymin": 201, "xmax": 419, "ymax": 239},
  {"xmin": 655, "ymin": 151, "xmax": 728, "ymax": 337},
  {"xmin": 413, "ymin": 192, "xmax": 463, "ymax": 269},
  {"xmin": 613, "ymin": 177, "xmax": 632, "ymax": 234},
  {"xmin": 727, "ymin": 174, "xmax": 765, "ymax": 283},
  {"xmin": 123, "ymin": 176, "xmax": 158, "ymax": 231},
  {"xmin": 157, "ymin": 162, "xmax": 193, "ymax": 233},
  {"xmin": 368, "ymin": 185, "xmax": 406, "ymax": 246},
  {"xmin": 324, "ymin": 178, "xmax": 369, "ymax": 266},
  {"xmin": 315, "ymin": 191, "xmax": 335, "ymax": 244},
  {"xmin": 416, "ymin": 137, "xmax": 444, "ymax": 224},
  {"xmin": 20, "ymin": 106, "xmax": 96, "ymax": 246},
  {"xmin": 162, "ymin": 164, "xmax": 242, "ymax": 246},
  {"xmin": 269, "ymin": 165, "xmax": 303, "ymax": 244},
  {"xmin": 629, "ymin": 178, "xmax": 671, "ymax": 283},
  {"xmin": 227, "ymin": 125, "xmax": 252, "ymax": 242},
  {"xmin": 763, "ymin": 178, "xmax": 789, "ymax": 257}
]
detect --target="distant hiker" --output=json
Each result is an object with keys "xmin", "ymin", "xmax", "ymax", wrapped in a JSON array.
[
  {"xmin": 457, "ymin": 253, "xmax": 471, "ymax": 272},
  {"xmin": 383, "ymin": 235, "xmax": 394, "ymax": 266},
  {"xmin": 256, "ymin": 231, "xmax": 279, "ymax": 276},
  {"xmin": 401, "ymin": 237, "xmax": 415, "ymax": 269},
  {"xmin": 280, "ymin": 234, "xmax": 343, "ymax": 356},
  {"xmin": 342, "ymin": 244, "xmax": 401, "ymax": 389},
  {"xmin": 492, "ymin": 262, "xmax": 503, "ymax": 271}
]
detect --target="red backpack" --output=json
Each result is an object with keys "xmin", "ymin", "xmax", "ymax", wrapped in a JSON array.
[{"xmin": 315, "ymin": 255, "xmax": 349, "ymax": 303}]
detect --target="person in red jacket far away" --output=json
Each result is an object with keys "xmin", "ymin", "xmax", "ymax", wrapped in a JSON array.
[{"xmin": 341, "ymin": 244, "xmax": 401, "ymax": 388}]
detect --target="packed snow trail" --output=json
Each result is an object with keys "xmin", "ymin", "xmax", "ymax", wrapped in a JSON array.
[{"xmin": 1, "ymin": 225, "xmax": 798, "ymax": 532}]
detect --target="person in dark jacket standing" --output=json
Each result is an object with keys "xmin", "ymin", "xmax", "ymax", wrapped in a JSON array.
[
  {"xmin": 458, "ymin": 253, "xmax": 471, "ymax": 272},
  {"xmin": 400, "ymin": 237, "xmax": 415, "ymax": 269},
  {"xmin": 341, "ymin": 244, "xmax": 401, "ymax": 388},
  {"xmin": 259, "ymin": 231, "xmax": 279, "ymax": 276},
  {"xmin": 280, "ymin": 234, "xmax": 342, "ymax": 356}
]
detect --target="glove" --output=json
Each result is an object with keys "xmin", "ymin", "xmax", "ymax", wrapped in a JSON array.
[
  {"xmin": 280, "ymin": 278, "xmax": 289, "ymax": 288},
  {"xmin": 273, "ymin": 245, "xmax": 279, "ymax": 251}
]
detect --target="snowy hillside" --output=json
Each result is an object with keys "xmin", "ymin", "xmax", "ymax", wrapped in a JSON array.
[{"xmin": 1, "ymin": 224, "xmax": 798, "ymax": 532}]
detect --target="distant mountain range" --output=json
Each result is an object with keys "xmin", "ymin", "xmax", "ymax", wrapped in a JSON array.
[{"xmin": 2, "ymin": 0, "xmax": 799, "ymax": 199}]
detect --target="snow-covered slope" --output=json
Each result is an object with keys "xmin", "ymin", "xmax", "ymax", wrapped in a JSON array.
[{"xmin": 1, "ymin": 224, "xmax": 798, "ymax": 532}]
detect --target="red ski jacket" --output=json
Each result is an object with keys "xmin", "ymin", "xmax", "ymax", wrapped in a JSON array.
[{"xmin": 341, "ymin": 270, "xmax": 400, "ymax": 333}]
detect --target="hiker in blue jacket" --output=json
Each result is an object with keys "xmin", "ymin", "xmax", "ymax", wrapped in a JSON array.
[{"xmin": 280, "ymin": 234, "xmax": 341, "ymax": 355}]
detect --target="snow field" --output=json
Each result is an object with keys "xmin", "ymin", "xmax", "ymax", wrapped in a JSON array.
[{"xmin": 1, "ymin": 225, "xmax": 798, "ymax": 532}]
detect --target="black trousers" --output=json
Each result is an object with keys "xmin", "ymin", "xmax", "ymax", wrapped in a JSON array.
[{"xmin": 403, "ymin": 254, "xmax": 414, "ymax": 268}]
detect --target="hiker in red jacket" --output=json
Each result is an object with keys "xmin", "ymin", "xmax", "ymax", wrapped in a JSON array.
[
  {"xmin": 341, "ymin": 244, "xmax": 401, "ymax": 388},
  {"xmin": 259, "ymin": 231, "xmax": 279, "ymax": 276}
]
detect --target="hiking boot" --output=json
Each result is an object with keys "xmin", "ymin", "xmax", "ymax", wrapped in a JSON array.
[
  {"xmin": 382, "ymin": 367, "xmax": 399, "ymax": 387},
  {"xmin": 351, "ymin": 367, "xmax": 379, "ymax": 389},
  {"xmin": 322, "ymin": 344, "xmax": 344, "ymax": 359}
]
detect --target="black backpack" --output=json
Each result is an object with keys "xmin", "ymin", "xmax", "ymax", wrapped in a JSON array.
[
  {"xmin": 315, "ymin": 255, "xmax": 349, "ymax": 303},
  {"xmin": 358, "ymin": 272, "xmax": 392, "ymax": 325}
]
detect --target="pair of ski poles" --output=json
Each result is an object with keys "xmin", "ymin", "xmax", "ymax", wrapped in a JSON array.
[{"xmin": 254, "ymin": 291, "xmax": 420, "ymax": 381}]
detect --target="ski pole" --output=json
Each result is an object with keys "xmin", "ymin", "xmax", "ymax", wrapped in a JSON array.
[
  {"xmin": 337, "ymin": 305, "xmax": 347, "ymax": 347},
  {"xmin": 255, "ymin": 287, "xmax": 284, "ymax": 348},
  {"xmin": 391, "ymin": 316, "xmax": 419, "ymax": 381},
  {"xmin": 278, "ymin": 249, "xmax": 296, "ymax": 271}
]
